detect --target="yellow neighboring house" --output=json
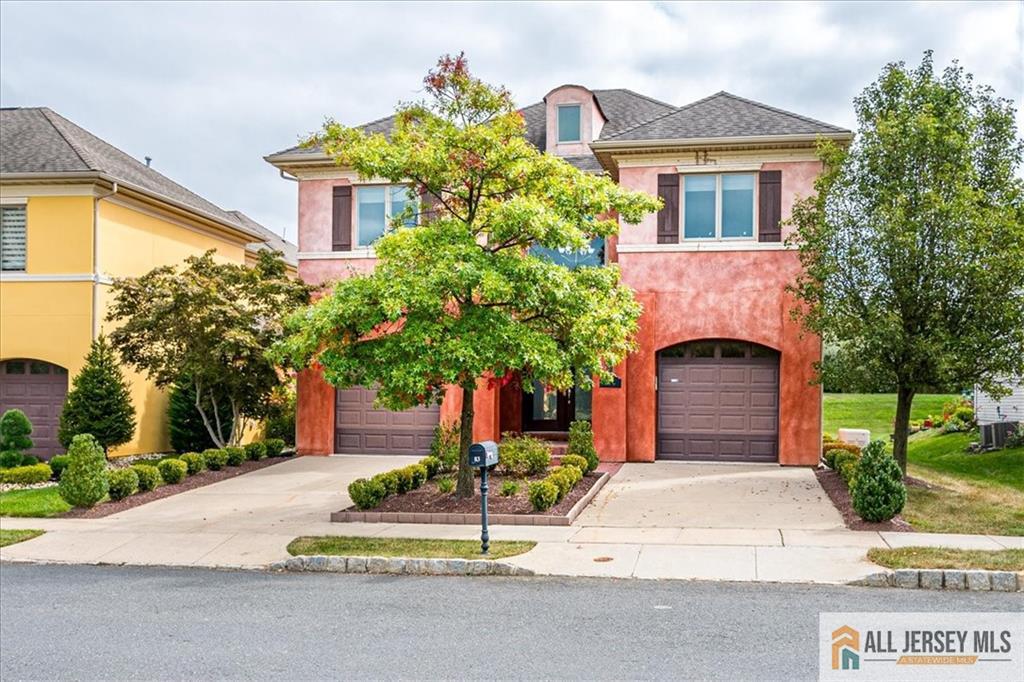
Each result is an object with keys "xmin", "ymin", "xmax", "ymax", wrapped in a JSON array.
[{"xmin": 0, "ymin": 107, "xmax": 296, "ymax": 457}]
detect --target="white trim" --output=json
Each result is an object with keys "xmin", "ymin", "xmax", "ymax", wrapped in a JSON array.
[
  {"xmin": 298, "ymin": 249, "xmax": 376, "ymax": 260},
  {"xmin": 674, "ymin": 163, "xmax": 762, "ymax": 174},
  {"xmin": 591, "ymin": 131, "xmax": 852, "ymax": 152},
  {"xmin": 0, "ymin": 272, "xmax": 113, "ymax": 283},
  {"xmin": 617, "ymin": 242, "xmax": 791, "ymax": 253},
  {"xmin": 0, "ymin": 183, "xmax": 101, "ymax": 198}
]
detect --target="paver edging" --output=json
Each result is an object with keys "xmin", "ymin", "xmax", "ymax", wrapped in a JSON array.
[
  {"xmin": 852, "ymin": 569, "xmax": 1023, "ymax": 592},
  {"xmin": 329, "ymin": 472, "xmax": 610, "ymax": 526},
  {"xmin": 269, "ymin": 554, "xmax": 534, "ymax": 576}
]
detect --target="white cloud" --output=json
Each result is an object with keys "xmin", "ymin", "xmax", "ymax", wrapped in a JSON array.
[{"xmin": 1, "ymin": 0, "xmax": 1019, "ymax": 238}]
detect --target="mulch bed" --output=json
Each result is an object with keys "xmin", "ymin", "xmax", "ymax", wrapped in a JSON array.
[
  {"xmin": 342, "ymin": 471, "xmax": 604, "ymax": 517},
  {"xmin": 62, "ymin": 457, "xmax": 290, "ymax": 519},
  {"xmin": 814, "ymin": 468, "xmax": 913, "ymax": 532}
]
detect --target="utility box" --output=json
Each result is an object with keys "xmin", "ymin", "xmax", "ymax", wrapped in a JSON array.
[
  {"xmin": 837, "ymin": 428, "xmax": 871, "ymax": 448},
  {"xmin": 468, "ymin": 441, "xmax": 498, "ymax": 468}
]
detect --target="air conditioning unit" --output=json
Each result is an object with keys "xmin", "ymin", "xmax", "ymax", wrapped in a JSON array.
[{"xmin": 979, "ymin": 421, "xmax": 1019, "ymax": 449}]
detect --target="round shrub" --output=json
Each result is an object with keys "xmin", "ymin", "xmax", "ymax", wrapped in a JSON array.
[
  {"xmin": 58, "ymin": 434, "xmax": 109, "ymax": 508},
  {"xmin": 560, "ymin": 454, "xmax": 589, "ymax": 474},
  {"xmin": 833, "ymin": 451, "xmax": 860, "ymax": 484},
  {"xmin": 131, "ymin": 464, "xmax": 162, "ymax": 491},
  {"xmin": 20, "ymin": 454, "xmax": 39, "ymax": 466},
  {"xmin": 244, "ymin": 441, "xmax": 267, "ymax": 461},
  {"xmin": 547, "ymin": 467, "xmax": 574, "ymax": 500},
  {"xmin": 419, "ymin": 456, "xmax": 442, "ymax": 479},
  {"xmin": 823, "ymin": 448, "xmax": 850, "ymax": 470},
  {"xmin": 180, "ymin": 452, "xmax": 205, "ymax": 475},
  {"xmin": 348, "ymin": 477, "xmax": 386, "ymax": 510},
  {"xmin": 821, "ymin": 440, "xmax": 860, "ymax": 459},
  {"xmin": 500, "ymin": 480, "xmax": 519, "ymax": 497},
  {"xmin": 851, "ymin": 440, "xmax": 907, "ymax": 522},
  {"xmin": 567, "ymin": 420, "xmax": 599, "ymax": 473},
  {"xmin": 107, "ymin": 468, "xmax": 139, "ymax": 501},
  {"xmin": 373, "ymin": 471, "xmax": 399, "ymax": 496},
  {"xmin": 224, "ymin": 447, "xmax": 246, "ymax": 467},
  {"xmin": 394, "ymin": 467, "xmax": 415, "ymax": 494},
  {"xmin": 263, "ymin": 438, "xmax": 286, "ymax": 458},
  {"xmin": 157, "ymin": 458, "xmax": 188, "ymax": 485},
  {"xmin": 498, "ymin": 434, "xmax": 551, "ymax": 477},
  {"xmin": 202, "ymin": 448, "xmax": 228, "ymax": 471},
  {"xmin": 407, "ymin": 464, "xmax": 428, "ymax": 489},
  {"xmin": 0, "ymin": 450, "xmax": 22, "ymax": 469},
  {"xmin": 48, "ymin": 454, "xmax": 70, "ymax": 480},
  {"xmin": 0, "ymin": 463, "xmax": 53, "ymax": 485},
  {"xmin": 528, "ymin": 480, "xmax": 559, "ymax": 511}
]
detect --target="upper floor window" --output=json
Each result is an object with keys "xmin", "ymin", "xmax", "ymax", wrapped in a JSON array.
[
  {"xmin": 683, "ymin": 173, "xmax": 755, "ymax": 240},
  {"xmin": 356, "ymin": 185, "xmax": 417, "ymax": 247},
  {"xmin": 557, "ymin": 104, "xmax": 582, "ymax": 143},
  {"xmin": 0, "ymin": 205, "xmax": 27, "ymax": 271}
]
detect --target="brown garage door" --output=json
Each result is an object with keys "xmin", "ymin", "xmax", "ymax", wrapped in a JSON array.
[
  {"xmin": 657, "ymin": 341, "xmax": 779, "ymax": 462},
  {"xmin": 0, "ymin": 359, "xmax": 69, "ymax": 459},
  {"xmin": 335, "ymin": 386, "xmax": 439, "ymax": 455}
]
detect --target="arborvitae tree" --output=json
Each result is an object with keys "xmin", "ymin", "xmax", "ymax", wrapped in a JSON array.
[
  {"xmin": 167, "ymin": 379, "xmax": 234, "ymax": 454},
  {"xmin": 59, "ymin": 335, "xmax": 136, "ymax": 453}
]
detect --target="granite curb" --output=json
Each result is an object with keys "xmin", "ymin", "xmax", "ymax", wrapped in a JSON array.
[
  {"xmin": 270, "ymin": 554, "xmax": 535, "ymax": 576},
  {"xmin": 853, "ymin": 568, "xmax": 1024, "ymax": 591}
]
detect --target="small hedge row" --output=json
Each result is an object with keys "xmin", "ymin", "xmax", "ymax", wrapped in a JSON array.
[
  {"xmin": 528, "ymin": 460, "xmax": 585, "ymax": 512},
  {"xmin": 347, "ymin": 456, "xmax": 443, "ymax": 510},
  {"xmin": 0, "ymin": 451, "xmax": 41, "ymax": 469},
  {"xmin": 0, "ymin": 462, "xmax": 53, "ymax": 485},
  {"xmin": 822, "ymin": 438, "xmax": 906, "ymax": 523}
]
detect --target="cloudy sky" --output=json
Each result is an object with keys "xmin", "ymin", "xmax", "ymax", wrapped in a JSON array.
[{"xmin": 1, "ymin": 1, "xmax": 1020, "ymax": 241}]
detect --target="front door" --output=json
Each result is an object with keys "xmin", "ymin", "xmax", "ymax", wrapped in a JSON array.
[{"xmin": 521, "ymin": 381, "xmax": 592, "ymax": 432}]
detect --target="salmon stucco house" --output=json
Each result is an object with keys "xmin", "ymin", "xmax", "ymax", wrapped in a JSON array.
[
  {"xmin": 0, "ymin": 107, "xmax": 296, "ymax": 457},
  {"xmin": 266, "ymin": 86, "xmax": 851, "ymax": 466}
]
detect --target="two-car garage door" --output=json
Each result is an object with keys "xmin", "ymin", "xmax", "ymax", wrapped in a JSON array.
[
  {"xmin": 335, "ymin": 387, "xmax": 439, "ymax": 456},
  {"xmin": 657, "ymin": 341, "xmax": 779, "ymax": 462}
]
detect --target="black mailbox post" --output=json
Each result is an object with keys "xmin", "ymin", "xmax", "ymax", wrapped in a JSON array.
[{"xmin": 468, "ymin": 441, "xmax": 498, "ymax": 554}]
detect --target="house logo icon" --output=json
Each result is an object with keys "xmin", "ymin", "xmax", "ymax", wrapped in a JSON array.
[{"xmin": 831, "ymin": 625, "xmax": 860, "ymax": 670}]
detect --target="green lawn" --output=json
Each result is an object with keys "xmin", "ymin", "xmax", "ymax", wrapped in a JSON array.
[
  {"xmin": 0, "ymin": 487, "xmax": 71, "ymax": 518},
  {"xmin": 868, "ymin": 547, "xmax": 1024, "ymax": 571},
  {"xmin": 287, "ymin": 536, "xmax": 536, "ymax": 561},
  {"xmin": 908, "ymin": 431, "xmax": 1023, "ymax": 492},
  {"xmin": 823, "ymin": 393, "xmax": 956, "ymax": 439},
  {"xmin": 0, "ymin": 529, "xmax": 45, "ymax": 548}
]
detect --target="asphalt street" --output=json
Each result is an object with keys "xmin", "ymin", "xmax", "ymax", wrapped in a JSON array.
[{"xmin": 1, "ymin": 563, "xmax": 1020, "ymax": 680}]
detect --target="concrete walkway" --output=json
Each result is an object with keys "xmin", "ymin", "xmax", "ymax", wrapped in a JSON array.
[{"xmin": 2, "ymin": 456, "xmax": 1020, "ymax": 584}]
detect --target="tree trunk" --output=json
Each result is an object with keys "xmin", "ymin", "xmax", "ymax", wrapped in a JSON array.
[
  {"xmin": 892, "ymin": 384, "xmax": 916, "ymax": 474},
  {"xmin": 455, "ymin": 384, "xmax": 475, "ymax": 499},
  {"xmin": 194, "ymin": 380, "xmax": 226, "ymax": 449}
]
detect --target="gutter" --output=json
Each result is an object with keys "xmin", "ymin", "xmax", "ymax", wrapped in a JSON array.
[
  {"xmin": 589, "ymin": 131, "xmax": 853, "ymax": 152},
  {"xmin": 92, "ymin": 181, "xmax": 118, "ymax": 339}
]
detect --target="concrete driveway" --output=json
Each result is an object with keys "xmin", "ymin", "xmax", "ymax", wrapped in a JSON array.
[{"xmin": 575, "ymin": 462, "xmax": 845, "ymax": 531}]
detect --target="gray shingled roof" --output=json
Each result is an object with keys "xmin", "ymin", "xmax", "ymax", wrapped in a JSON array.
[
  {"xmin": 228, "ymin": 210, "xmax": 298, "ymax": 267},
  {"xmin": 0, "ymin": 107, "xmax": 265, "ymax": 240},
  {"xmin": 599, "ymin": 91, "xmax": 848, "ymax": 142},
  {"xmin": 266, "ymin": 89, "xmax": 678, "ymax": 173}
]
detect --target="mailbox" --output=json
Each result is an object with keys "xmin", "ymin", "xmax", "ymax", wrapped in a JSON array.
[{"xmin": 468, "ymin": 441, "xmax": 499, "ymax": 468}]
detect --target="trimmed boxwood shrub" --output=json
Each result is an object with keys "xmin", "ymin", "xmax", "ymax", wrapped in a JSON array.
[
  {"xmin": 833, "ymin": 451, "xmax": 860, "ymax": 485},
  {"xmin": 20, "ymin": 455, "xmax": 39, "ymax": 466},
  {"xmin": 244, "ymin": 442, "xmax": 267, "ymax": 461},
  {"xmin": 395, "ymin": 467, "xmax": 415, "ymax": 494},
  {"xmin": 49, "ymin": 454, "xmax": 70, "ymax": 480},
  {"xmin": 108, "ymin": 468, "xmax": 139, "ymax": 501},
  {"xmin": 547, "ymin": 466, "xmax": 574, "ymax": 500},
  {"xmin": 202, "ymin": 448, "xmax": 228, "ymax": 471},
  {"xmin": 263, "ymin": 438, "xmax": 286, "ymax": 458},
  {"xmin": 373, "ymin": 471, "xmax": 399, "ymax": 495},
  {"xmin": 823, "ymin": 448, "xmax": 850, "ymax": 469},
  {"xmin": 528, "ymin": 480, "xmax": 559, "ymax": 511},
  {"xmin": 851, "ymin": 440, "xmax": 906, "ymax": 522},
  {"xmin": 157, "ymin": 458, "xmax": 188, "ymax": 485},
  {"xmin": 58, "ymin": 434, "xmax": 109, "ymax": 508},
  {"xmin": 0, "ymin": 450, "xmax": 23, "ymax": 469},
  {"xmin": 0, "ymin": 463, "xmax": 53, "ymax": 485},
  {"xmin": 131, "ymin": 464, "xmax": 162, "ymax": 491},
  {"xmin": 224, "ymin": 447, "xmax": 246, "ymax": 467},
  {"xmin": 821, "ymin": 441, "xmax": 860, "ymax": 459},
  {"xmin": 419, "ymin": 456, "xmax": 442, "ymax": 479},
  {"xmin": 498, "ymin": 434, "xmax": 551, "ymax": 477},
  {"xmin": 560, "ymin": 454, "xmax": 589, "ymax": 474},
  {"xmin": 566, "ymin": 420, "xmax": 599, "ymax": 473},
  {"xmin": 348, "ymin": 477, "xmax": 386, "ymax": 510},
  {"xmin": 180, "ymin": 452, "xmax": 205, "ymax": 475},
  {"xmin": 407, "ymin": 464, "xmax": 428, "ymax": 489}
]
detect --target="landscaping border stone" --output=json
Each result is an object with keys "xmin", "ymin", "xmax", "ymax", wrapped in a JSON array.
[
  {"xmin": 270, "ymin": 554, "xmax": 534, "ymax": 576},
  {"xmin": 853, "ymin": 569, "xmax": 1023, "ymax": 591},
  {"xmin": 330, "ymin": 471, "xmax": 610, "ymax": 526}
]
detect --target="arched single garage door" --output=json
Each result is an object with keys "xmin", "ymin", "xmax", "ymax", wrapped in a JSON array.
[
  {"xmin": 335, "ymin": 387, "xmax": 439, "ymax": 455},
  {"xmin": 0, "ymin": 359, "xmax": 69, "ymax": 458},
  {"xmin": 657, "ymin": 340, "xmax": 779, "ymax": 462}
]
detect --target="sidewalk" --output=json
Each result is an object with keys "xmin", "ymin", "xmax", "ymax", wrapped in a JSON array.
[{"xmin": 1, "ymin": 455, "xmax": 1020, "ymax": 583}]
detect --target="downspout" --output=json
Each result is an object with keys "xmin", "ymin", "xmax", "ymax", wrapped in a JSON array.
[{"xmin": 92, "ymin": 182, "xmax": 118, "ymax": 339}]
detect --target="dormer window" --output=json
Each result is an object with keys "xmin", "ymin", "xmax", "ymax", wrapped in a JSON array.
[{"xmin": 557, "ymin": 104, "xmax": 582, "ymax": 143}]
